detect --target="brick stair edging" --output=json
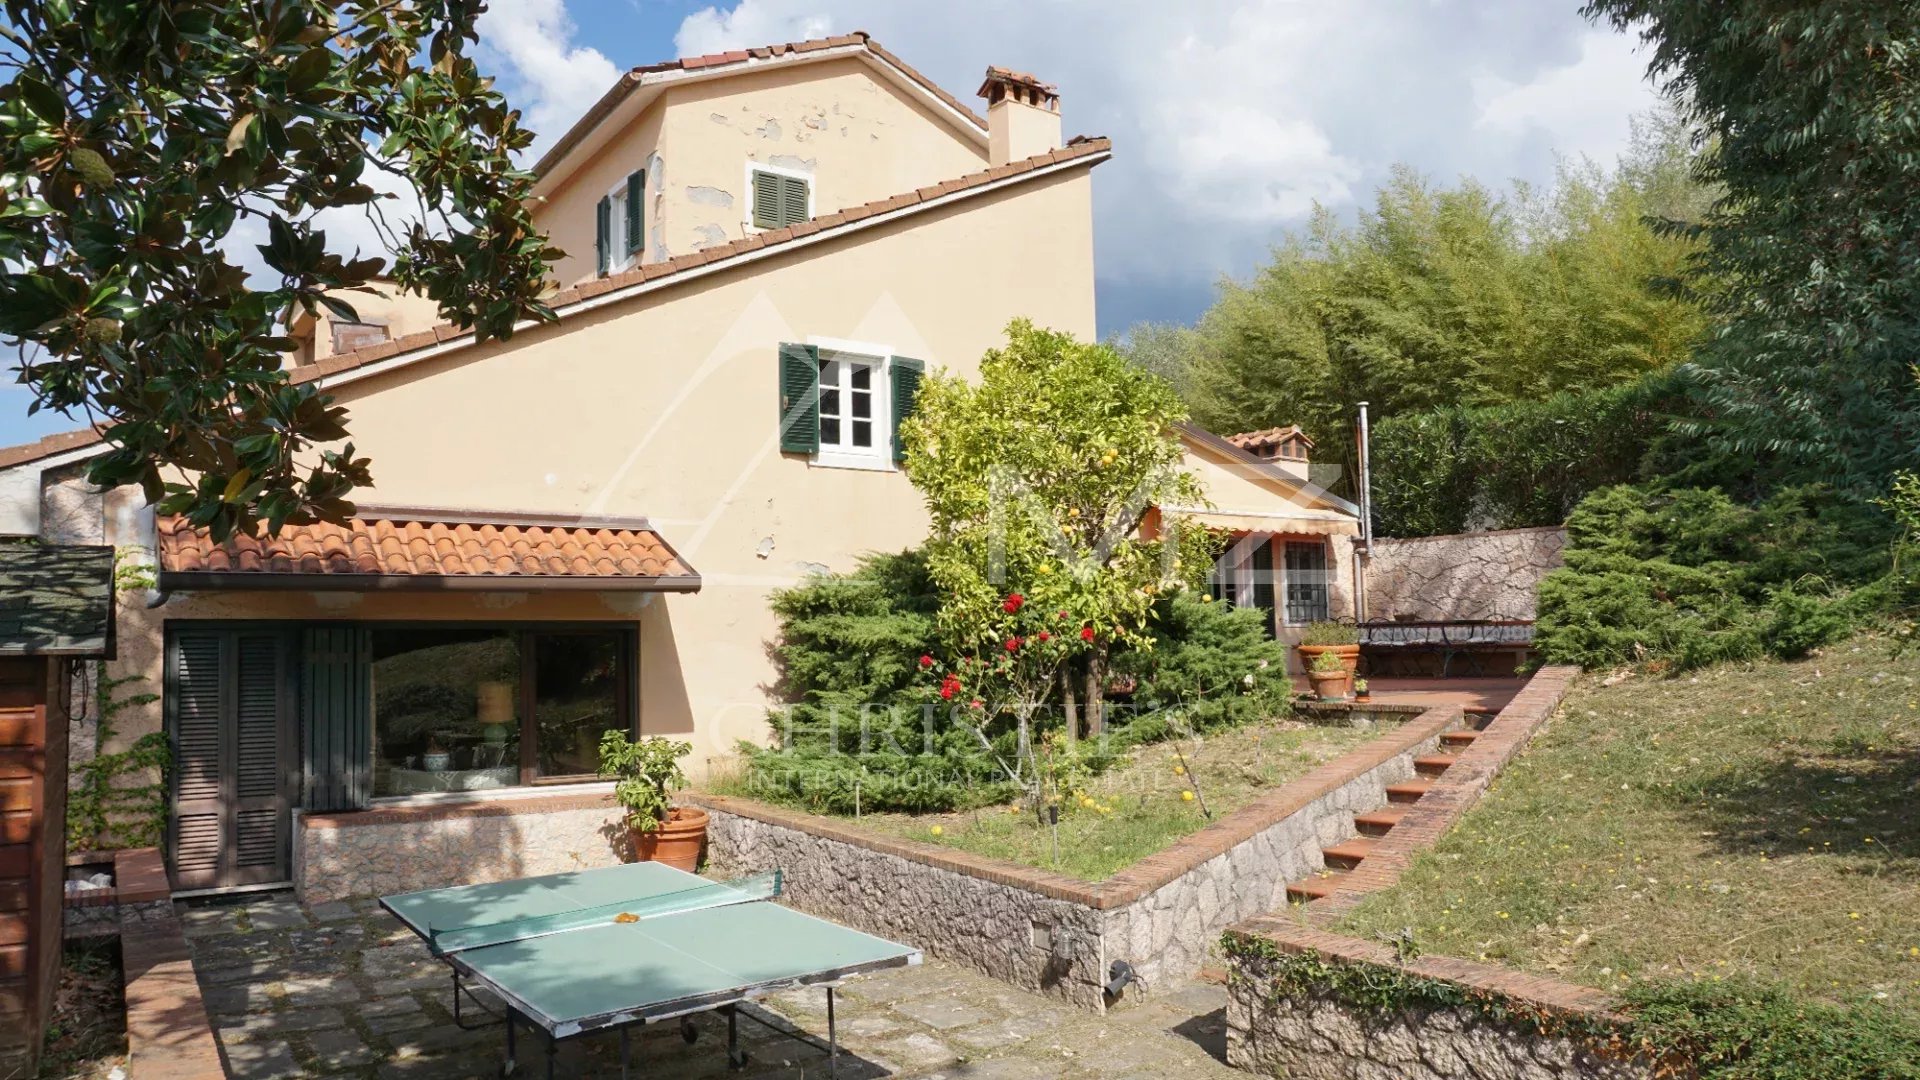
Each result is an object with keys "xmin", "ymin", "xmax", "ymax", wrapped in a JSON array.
[
  {"xmin": 1221, "ymin": 916, "xmax": 1659, "ymax": 1080},
  {"xmin": 114, "ymin": 849, "xmax": 225, "ymax": 1080},
  {"xmin": 1300, "ymin": 665, "xmax": 1582, "ymax": 925}
]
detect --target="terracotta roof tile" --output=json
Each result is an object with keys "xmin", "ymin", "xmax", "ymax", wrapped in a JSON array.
[
  {"xmin": 1225, "ymin": 425, "xmax": 1315, "ymax": 458},
  {"xmin": 0, "ymin": 138, "xmax": 1113, "ymax": 471},
  {"xmin": 155, "ymin": 509, "xmax": 699, "ymax": 590}
]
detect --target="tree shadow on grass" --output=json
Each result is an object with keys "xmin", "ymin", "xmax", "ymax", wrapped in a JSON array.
[{"xmin": 1668, "ymin": 745, "xmax": 1920, "ymax": 873}]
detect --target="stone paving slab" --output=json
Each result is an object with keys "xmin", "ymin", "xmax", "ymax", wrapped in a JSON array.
[{"xmin": 179, "ymin": 893, "xmax": 1243, "ymax": 1079}]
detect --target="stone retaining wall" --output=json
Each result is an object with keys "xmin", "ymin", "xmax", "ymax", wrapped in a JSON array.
[
  {"xmin": 1366, "ymin": 525, "xmax": 1566, "ymax": 622},
  {"xmin": 1224, "ymin": 919, "xmax": 1654, "ymax": 1080},
  {"xmin": 692, "ymin": 703, "xmax": 1461, "ymax": 1011},
  {"xmin": 294, "ymin": 790, "xmax": 629, "ymax": 904}
]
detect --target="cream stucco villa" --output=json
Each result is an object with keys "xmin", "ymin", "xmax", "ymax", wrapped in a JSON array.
[{"xmin": 0, "ymin": 34, "xmax": 1359, "ymax": 898}]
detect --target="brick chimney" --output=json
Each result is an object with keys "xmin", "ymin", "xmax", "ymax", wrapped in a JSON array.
[{"xmin": 978, "ymin": 67, "xmax": 1060, "ymax": 166}]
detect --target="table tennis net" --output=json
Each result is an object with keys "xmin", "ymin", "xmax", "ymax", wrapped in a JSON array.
[{"xmin": 427, "ymin": 869, "xmax": 784, "ymax": 955}]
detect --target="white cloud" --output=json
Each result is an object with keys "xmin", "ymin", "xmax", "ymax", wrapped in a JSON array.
[
  {"xmin": 477, "ymin": 0, "xmax": 622, "ymax": 155},
  {"xmin": 1474, "ymin": 27, "xmax": 1659, "ymax": 166},
  {"xmin": 675, "ymin": 1, "xmax": 832, "ymax": 58}
]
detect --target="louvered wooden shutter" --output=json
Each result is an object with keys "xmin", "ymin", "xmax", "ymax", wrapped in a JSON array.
[
  {"xmin": 778, "ymin": 342, "xmax": 820, "ymax": 454},
  {"xmin": 780, "ymin": 174, "xmax": 809, "ymax": 225},
  {"xmin": 168, "ymin": 632, "xmax": 224, "ymax": 890},
  {"xmin": 301, "ymin": 627, "xmax": 371, "ymax": 812},
  {"xmin": 890, "ymin": 357, "xmax": 925, "ymax": 464},
  {"xmin": 595, "ymin": 196, "xmax": 611, "ymax": 275},
  {"xmin": 166, "ymin": 630, "xmax": 293, "ymax": 891},
  {"xmin": 752, "ymin": 171, "xmax": 781, "ymax": 229},
  {"xmin": 625, "ymin": 171, "xmax": 645, "ymax": 257}
]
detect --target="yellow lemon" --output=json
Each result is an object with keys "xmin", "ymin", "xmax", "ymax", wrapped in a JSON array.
[
  {"xmin": 930, "ymin": 825, "xmax": 944, "ymax": 837},
  {"xmin": 1173, "ymin": 765, "xmax": 1186, "ymax": 776},
  {"xmin": 1037, "ymin": 565, "xmax": 1053, "ymax": 575},
  {"xmin": 1181, "ymin": 790, "xmax": 1195, "ymax": 802}
]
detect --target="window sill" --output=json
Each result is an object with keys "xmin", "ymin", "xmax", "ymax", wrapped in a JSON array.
[
  {"xmin": 810, "ymin": 452, "xmax": 896, "ymax": 473},
  {"xmin": 299, "ymin": 782, "xmax": 619, "ymax": 830}
]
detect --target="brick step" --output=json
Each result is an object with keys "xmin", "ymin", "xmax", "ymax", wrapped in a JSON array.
[
  {"xmin": 1354, "ymin": 806, "xmax": 1407, "ymax": 836},
  {"xmin": 1440, "ymin": 730, "xmax": 1479, "ymax": 748},
  {"xmin": 1414, "ymin": 754, "xmax": 1457, "ymax": 777},
  {"xmin": 1386, "ymin": 779, "xmax": 1434, "ymax": 803},
  {"xmin": 1285, "ymin": 870, "xmax": 1349, "ymax": 903},
  {"xmin": 1321, "ymin": 837, "xmax": 1378, "ymax": 870},
  {"xmin": 1464, "ymin": 705, "xmax": 1499, "ymax": 717}
]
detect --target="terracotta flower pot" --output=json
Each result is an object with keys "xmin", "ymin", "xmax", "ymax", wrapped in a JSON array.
[
  {"xmin": 1307, "ymin": 669, "xmax": 1350, "ymax": 702},
  {"xmin": 1297, "ymin": 643, "xmax": 1361, "ymax": 677},
  {"xmin": 631, "ymin": 806, "xmax": 708, "ymax": 872}
]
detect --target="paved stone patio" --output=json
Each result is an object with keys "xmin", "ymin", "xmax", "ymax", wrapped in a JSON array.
[{"xmin": 180, "ymin": 894, "xmax": 1242, "ymax": 1079}]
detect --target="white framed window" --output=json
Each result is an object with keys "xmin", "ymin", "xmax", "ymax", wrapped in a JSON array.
[
  {"xmin": 747, "ymin": 161, "xmax": 813, "ymax": 231},
  {"xmin": 811, "ymin": 337, "xmax": 891, "ymax": 471},
  {"xmin": 596, "ymin": 170, "xmax": 644, "ymax": 275}
]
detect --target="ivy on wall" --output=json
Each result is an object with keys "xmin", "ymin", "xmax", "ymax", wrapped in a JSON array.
[{"xmin": 66, "ymin": 671, "xmax": 167, "ymax": 852}]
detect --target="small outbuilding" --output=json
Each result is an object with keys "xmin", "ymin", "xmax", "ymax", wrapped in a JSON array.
[{"xmin": 0, "ymin": 542, "xmax": 115, "ymax": 1075}]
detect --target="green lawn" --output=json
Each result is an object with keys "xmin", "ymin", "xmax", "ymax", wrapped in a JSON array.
[
  {"xmin": 849, "ymin": 719, "xmax": 1378, "ymax": 881},
  {"xmin": 1339, "ymin": 633, "xmax": 1920, "ymax": 1022}
]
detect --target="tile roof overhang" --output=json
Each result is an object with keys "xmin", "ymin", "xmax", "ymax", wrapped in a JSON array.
[
  {"xmin": 1174, "ymin": 423, "xmax": 1362, "ymax": 520},
  {"xmin": 0, "ymin": 138, "xmax": 1111, "ymax": 486},
  {"xmin": 0, "ymin": 543, "xmax": 116, "ymax": 657},
  {"xmin": 1225, "ymin": 425, "xmax": 1314, "ymax": 455},
  {"xmin": 156, "ymin": 508, "xmax": 701, "ymax": 593},
  {"xmin": 532, "ymin": 32, "xmax": 988, "ymax": 201}
]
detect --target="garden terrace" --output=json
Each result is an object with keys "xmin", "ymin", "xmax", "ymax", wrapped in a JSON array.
[
  {"xmin": 688, "ymin": 698, "xmax": 1495, "ymax": 1009},
  {"xmin": 1337, "ymin": 633, "xmax": 1920, "ymax": 1024}
]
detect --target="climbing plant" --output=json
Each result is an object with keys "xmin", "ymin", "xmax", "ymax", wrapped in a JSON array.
[{"xmin": 66, "ymin": 671, "xmax": 167, "ymax": 851}]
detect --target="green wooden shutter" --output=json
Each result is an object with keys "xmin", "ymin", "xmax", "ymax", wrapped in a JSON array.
[
  {"xmin": 780, "ymin": 174, "xmax": 809, "ymax": 225},
  {"xmin": 594, "ymin": 196, "xmax": 611, "ymax": 275},
  {"xmin": 625, "ymin": 171, "xmax": 645, "ymax": 257},
  {"xmin": 890, "ymin": 357, "xmax": 925, "ymax": 464},
  {"xmin": 301, "ymin": 626, "xmax": 371, "ymax": 812},
  {"xmin": 752, "ymin": 171, "xmax": 781, "ymax": 229},
  {"xmin": 778, "ymin": 343, "xmax": 820, "ymax": 454}
]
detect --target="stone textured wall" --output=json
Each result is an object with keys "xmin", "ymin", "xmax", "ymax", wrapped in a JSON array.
[
  {"xmin": 694, "ymin": 704, "xmax": 1457, "ymax": 1012},
  {"xmin": 1366, "ymin": 526, "xmax": 1566, "ymax": 622},
  {"xmin": 1096, "ymin": 736, "xmax": 1438, "ymax": 992},
  {"xmin": 703, "ymin": 809, "xmax": 1113, "ymax": 1008},
  {"xmin": 294, "ymin": 793, "xmax": 629, "ymax": 904},
  {"xmin": 1225, "ymin": 920, "xmax": 1653, "ymax": 1080}
]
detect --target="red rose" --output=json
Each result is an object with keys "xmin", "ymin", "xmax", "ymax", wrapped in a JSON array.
[
  {"xmin": 1080, "ymin": 626, "xmax": 1096, "ymax": 642},
  {"xmin": 1005, "ymin": 637, "xmax": 1022, "ymax": 652},
  {"xmin": 1057, "ymin": 610, "xmax": 1069, "ymax": 619},
  {"xmin": 1037, "ymin": 631, "xmax": 1051, "ymax": 642},
  {"xmin": 919, "ymin": 654, "xmax": 935, "ymax": 669},
  {"xmin": 1003, "ymin": 593, "xmax": 1026, "ymax": 614},
  {"xmin": 939, "ymin": 674, "xmax": 961, "ymax": 700},
  {"xmin": 969, "ymin": 699, "xmax": 984, "ymax": 710}
]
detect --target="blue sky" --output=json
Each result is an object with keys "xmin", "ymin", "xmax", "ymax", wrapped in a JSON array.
[{"xmin": 0, "ymin": 0, "xmax": 1662, "ymax": 448}]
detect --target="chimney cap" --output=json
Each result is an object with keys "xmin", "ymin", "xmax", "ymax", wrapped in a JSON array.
[{"xmin": 978, "ymin": 66, "xmax": 1059, "ymax": 109}]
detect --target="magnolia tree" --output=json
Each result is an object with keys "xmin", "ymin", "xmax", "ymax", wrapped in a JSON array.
[
  {"xmin": 0, "ymin": 0, "xmax": 558, "ymax": 538},
  {"xmin": 901, "ymin": 320, "xmax": 1216, "ymax": 766}
]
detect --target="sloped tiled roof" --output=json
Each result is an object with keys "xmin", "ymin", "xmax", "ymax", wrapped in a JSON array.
[
  {"xmin": 534, "ymin": 32, "xmax": 986, "ymax": 179},
  {"xmin": 0, "ymin": 543, "xmax": 115, "ymax": 656},
  {"xmin": 288, "ymin": 137, "xmax": 1110, "ymax": 387},
  {"xmin": 156, "ymin": 509, "xmax": 699, "ymax": 591},
  {"xmin": 0, "ymin": 138, "xmax": 1113, "ymax": 471},
  {"xmin": 1225, "ymin": 425, "xmax": 1314, "ymax": 458}
]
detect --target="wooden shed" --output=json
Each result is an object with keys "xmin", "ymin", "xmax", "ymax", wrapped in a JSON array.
[{"xmin": 0, "ymin": 543, "xmax": 115, "ymax": 1076}]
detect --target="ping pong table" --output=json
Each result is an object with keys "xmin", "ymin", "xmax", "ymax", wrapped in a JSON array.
[{"xmin": 381, "ymin": 862, "xmax": 921, "ymax": 1078}]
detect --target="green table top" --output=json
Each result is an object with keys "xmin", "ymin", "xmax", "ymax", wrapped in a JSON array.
[{"xmin": 382, "ymin": 863, "xmax": 919, "ymax": 1034}]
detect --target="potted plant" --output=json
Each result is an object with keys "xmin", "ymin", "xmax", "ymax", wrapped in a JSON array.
[
  {"xmin": 1296, "ymin": 621, "xmax": 1360, "ymax": 679},
  {"xmin": 1306, "ymin": 649, "xmax": 1351, "ymax": 702},
  {"xmin": 598, "ymin": 731, "xmax": 705, "ymax": 871},
  {"xmin": 1352, "ymin": 677, "xmax": 1371, "ymax": 703}
]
